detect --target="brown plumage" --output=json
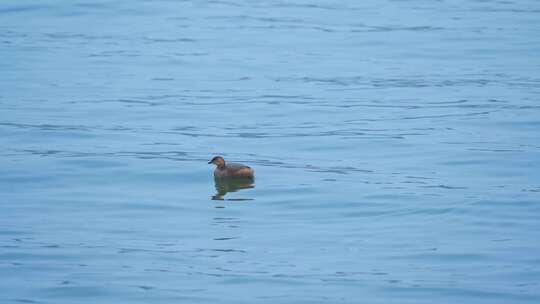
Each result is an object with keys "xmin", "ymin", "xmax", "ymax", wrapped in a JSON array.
[{"xmin": 208, "ymin": 156, "xmax": 254, "ymax": 179}]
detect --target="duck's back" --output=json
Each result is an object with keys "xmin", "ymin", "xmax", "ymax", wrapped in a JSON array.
[{"xmin": 214, "ymin": 163, "xmax": 254, "ymax": 178}]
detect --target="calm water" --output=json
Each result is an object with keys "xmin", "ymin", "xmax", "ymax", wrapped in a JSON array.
[{"xmin": 1, "ymin": 1, "xmax": 540, "ymax": 303}]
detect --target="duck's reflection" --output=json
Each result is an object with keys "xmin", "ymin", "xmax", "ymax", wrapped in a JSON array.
[{"xmin": 212, "ymin": 177, "xmax": 255, "ymax": 201}]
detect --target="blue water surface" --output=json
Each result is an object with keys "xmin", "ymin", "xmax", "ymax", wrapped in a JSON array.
[{"xmin": 1, "ymin": 0, "xmax": 540, "ymax": 303}]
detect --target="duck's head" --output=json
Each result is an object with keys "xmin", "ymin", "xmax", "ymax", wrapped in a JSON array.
[{"xmin": 208, "ymin": 156, "xmax": 226, "ymax": 168}]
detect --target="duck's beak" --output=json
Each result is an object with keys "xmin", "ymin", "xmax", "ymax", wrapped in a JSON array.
[{"xmin": 208, "ymin": 160, "xmax": 213, "ymax": 164}]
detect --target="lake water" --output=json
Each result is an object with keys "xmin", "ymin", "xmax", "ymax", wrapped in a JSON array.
[{"xmin": 1, "ymin": 0, "xmax": 540, "ymax": 303}]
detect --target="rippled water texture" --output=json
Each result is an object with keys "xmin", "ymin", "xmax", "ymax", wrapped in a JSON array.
[{"xmin": 1, "ymin": 0, "xmax": 540, "ymax": 303}]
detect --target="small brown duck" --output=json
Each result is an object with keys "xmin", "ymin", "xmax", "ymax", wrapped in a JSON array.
[{"xmin": 208, "ymin": 156, "xmax": 254, "ymax": 179}]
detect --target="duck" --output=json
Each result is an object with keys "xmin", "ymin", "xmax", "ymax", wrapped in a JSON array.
[{"xmin": 208, "ymin": 156, "xmax": 254, "ymax": 179}]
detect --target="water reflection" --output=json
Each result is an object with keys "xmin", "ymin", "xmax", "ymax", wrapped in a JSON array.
[{"xmin": 212, "ymin": 177, "xmax": 255, "ymax": 201}]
